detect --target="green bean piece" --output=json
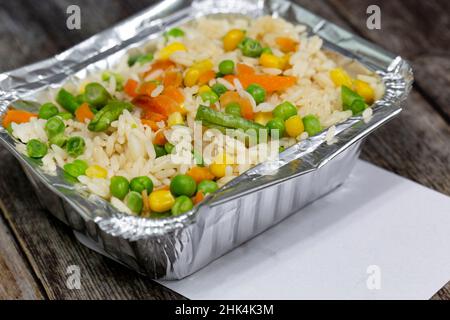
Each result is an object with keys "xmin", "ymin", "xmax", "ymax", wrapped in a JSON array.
[
  {"xmin": 154, "ymin": 144, "xmax": 167, "ymax": 158},
  {"xmin": 84, "ymin": 83, "xmax": 112, "ymax": 109},
  {"xmin": 273, "ymin": 101, "xmax": 297, "ymax": 120},
  {"xmin": 75, "ymin": 94, "xmax": 86, "ymax": 105},
  {"xmin": 341, "ymin": 86, "xmax": 367, "ymax": 115},
  {"xmin": 45, "ymin": 116, "xmax": 65, "ymax": 138},
  {"xmin": 200, "ymin": 91, "xmax": 219, "ymax": 106},
  {"xmin": 211, "ymin": 83, "xmax": 227, "ymax": 96},
  {"xmin": 130, "ymin": 176, "xmax": 154, "ymax": 194},
  {"xmin": 26, "ymin": 139, "xmax": 48, "ymax": 159},
  {"xmin": 171, "ymin": 195, "xmax": 194, "ymax": 216},
  {"xmin": 66, "ymin": 136, "xmax": 86, "ymax": 157},
  {"xmin": 49, "ymin": 134, "xmax": 67, "ymax": 147},
  {"xmin": 38, "ymin": 103, "xmax": 59, "ymax": 120},
  {"xmin": 127, "ymin": 191, "xmax": 143, "ymax": 214},
  {"xmin": 88, "ymin": 101, "xmax": 133, "ymax": 132},
  {"xmin": 302, "ymin": 115, "xmax": 322, "ymax": 137},
  {"xmin": 56, "ymin": 89, "xmax": 80, "ymax": 114},
  {"xmin": 197, "ymin": 180, "xmax": 219, "ymax": 195},
  {"xmin": 238, "ymin": 38, "xmax": 263, "ymax": 58},
  {"xmin": 110, "ymin": 176, "xmax": 130, "ymax": 200},
  {"xmin": 164, "ymin": 142, "xmax": 175, "ymax": 154},
  {"xmin": 128, "ymin": 53, "xmax": 154, "ymax": 67},
  {"xmin": 63, "ymin": 160, "xmax": 88, "ymax": 178},
  {"xmin": 102, "ymin": 72, "xmax": 124, "ymax": 91},
  {"xmin": 165, "ymin": 27, "xmax": 185, "ymax": 39}
]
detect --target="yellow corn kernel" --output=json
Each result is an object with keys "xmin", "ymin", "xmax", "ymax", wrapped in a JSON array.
[
  {"xmin": 198, "ymin": 85, "xmax": 212, "ymax": 94},
  {"xmin": 178, "ymin": 103, "xmax": 188, "ymax": 116},
  {"xmin": 167, "ymin": 112, "xmax": 184, "ymax": 127},
  {"xmin": 184, "ymin": 68, "xmax": 201, "ymax": 87},
  {"xmin": 158, "ymin": 42, "xmax": 186, "ymax": 60},
  {"xmin": 259, "ymin": 53, "xmax": 281, "ymax": 69},
  {"xmin": 149, "ymin": 190, "xmax": 175, "ymax": 213},
  {"xmin": 85, "ymin": 165, "xmax": 108, "ymax": 179},
  {"xmin": 279, "ymin": 54, "xmax": 291, "ymax": 70},
  {"xmin": 223, "ymin": 29, "xmax": 245, "ymax": 51},
  {"xmin": 354, "ymin": 80, "xmax": 375, "ymax": 104},
  {"xmin": 254, "ymin": 112, "xmax": 273, "ymax": 126},
  {"xmin": 285, "ymin": 115, "xmax": 304, "ymax": 138},
  {"xmin": 209, "ymin": 163, "xmax": 227, "ymax": 179},
  {"xmin": 330, "ymin": 68, "xmax": 353, "ymax": 88},
  {"xmin": 192, "ymin": 59, "xmax": 213, "ymax": 73}
]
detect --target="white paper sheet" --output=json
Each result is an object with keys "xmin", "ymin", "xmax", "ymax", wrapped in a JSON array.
[{"xmin": 160, "ymin": 160, "xmax": 450, "ymax": 300}]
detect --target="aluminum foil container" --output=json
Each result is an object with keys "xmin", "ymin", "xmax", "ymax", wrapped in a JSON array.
[{"xmin": 0, "ymin": 0, "xmax": 413, "ymax": 279}]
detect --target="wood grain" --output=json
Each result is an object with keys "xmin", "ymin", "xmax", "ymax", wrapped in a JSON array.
[{"xmin": 0, "ymin": 0, "xmax": 449, "ymax": 300}]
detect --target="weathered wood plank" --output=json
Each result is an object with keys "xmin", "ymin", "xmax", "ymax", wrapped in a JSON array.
[
  {"xmin": 0, "ymin": 213, "xmax": 45, "ymax": 300},
  {"xmin": 327, "ymin": 0, "xmax": 450, "ymax": 121}
]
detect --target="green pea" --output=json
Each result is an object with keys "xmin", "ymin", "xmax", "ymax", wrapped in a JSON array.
[
  {"xmin": 171, "ymin": 195, "xmax": 194, "ymax": 216},
  {"xmin": 38, "ymin": 103, "xmax": 59, "ymax": 120},
  {"xmin": 302, "ymin": 115, "xmax": 322, "ymax": 137},
  {"xmin": 58, "ymin": 112, "xmax": 73, "ymax": 120},
  {"xmin": 127, "ymin": 191, "xmax": 143, "ymax": 214},
  {"xmin": 45, "ymin": 116, "xmax": 65, "ymax": 138},
  {"xmin": 266, "ymin": 117, "xmax": 286, "ymax": 138},
  {"xmin": 246, "ymin": 83, "xmax": 266, "ymax": 104},
  {"xmin": 200, "ymin": 91, "xmax": 219, "ymax": 105},
  {"xmin": 110, "ymin": 176, "xmax": 130, "ymax": 200},
  {"xmin": 130, "ymin": 176, "xmax": 154, "ymax": 194},
  {"xmin": 128, "ymin": 53, "xmax": 154, "ymax": 67},
  {"xmin": 165, "ymin": 27, "xmax": 185, "ymax": 38},
  {"xmin": 218, "ymin": 60, "xmax": 235, "ymax": 75},
  {"xmin": 261, "ymin": 47, "xmax": 273, "ymax": 54},
  {"xmin": 211, "ymin": 83, "xmax": 227, "ymax": 96},
  {"xmin": 164, "ymin": 142, "xmax": 175, "ymax": 154},
  {"xmin": 239, "ymin": 38, "xmax": 263, "ymax": 58},
  {"xmin": 84, "ymin": 83, "xmax": 111, "ymax": 109},
  {"xmin": 66, "ymin": 136, "xmax": 85, "ymax": 157},
  {"xmin": 279, "ymin": 146, "xmax": 285, "ymax": 153},
  {"xmin": 197, "ymin": 180, "xmax": 219, "ymax": 195},
  {"xmin": 154, "ymin": 144, "xmax": 167, "ymax": 158},
  {"xmin": 26, "ymin": 139, "xmax": 48, "ymax": 159},
  {"xmin": 49, "ymin": 134, "xmax": 67, "ymax": 147},
  {"xmin": 63, "ymin": 160, "xmax": 88, "ymax": 178},
  {"xmin": 225, "ymin": 102, "xmax": 242, "ymax": 117},
  {"xmin": 273, "ymin": 101, "xmax": 297, "ymax": 120},
  {"xmin": 170, "ymin": 174, "xmax": 197, "ymax": 197}
]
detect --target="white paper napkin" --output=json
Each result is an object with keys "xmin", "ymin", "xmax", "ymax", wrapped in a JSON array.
[{"xmin": 160, "ymin": 160, "xmax": 450, "ymax": 300}]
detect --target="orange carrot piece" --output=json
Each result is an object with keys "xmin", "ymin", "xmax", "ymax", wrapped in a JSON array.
[
  {"xmin": 276, "ymin": 37, "xmax": 298, "ymax": 53},
  {"xmin": 132, "ymin": 95, "xmax": 181, "ymax": 117},
  {"xmin": 153, "ymin": 130, "xmax": 167, "ymax": 145},
  {"xmin": 239, "ymin": 98, "xmax": 254, "ymax": 120},
  {"xmin": 237, "ymin": 74, "xmax": 296, "ymax": 93},
  {"xmin": 162, "ymin": 86, "xmax": 185, "ymax": 104},
  {"xmin": 141, "ymin": 119, "xmax": 159, "ymax": 131},
  {"xmin": 198, "ymin": 70, "xmax": 216, "ymax": 86},
  {"xmin": 219, "ymin": 91, "xmax": 254, "ymax": 119},
  {"xmin": 143, "ymin": 60, "xmax": 175, "ymax": 78},
  {"xmin": 193, "ymin": 191, "xmax": 204, "ymax": 205},
  {"xmin": 186, "ymin": 166, "xmax": 215, "ymax": 184},
  {"xmin": 236, "ymin": 63, "xmax": 255, "ymax": 75},
  {"xmin": 75, "ymin": 103, "xmax": 94, "ymax": 123},
  {"xmin": 223, "ymin": 74, "xmax": 237, "ymax": 85},
  {"xmin": 2, "ymin": 109, "xmax": 37, "ymax": 128},
  {"xmin": 138, "ymin": 82, "xmax": 157, "ymax": 96},
  {"xmin": 142, "ymin": 110, "xmax": 167, "ymax": 122},
  {"xmin": 124, "ymin": 79, "xmax": 139, "ymax": 97},
  {"xmin": 219, "ymin": 91, "xmax": 241, "ymax": 107},
  {"xmin": 163, "ymin": 71, "xmax": 183, "ymax": 87}
]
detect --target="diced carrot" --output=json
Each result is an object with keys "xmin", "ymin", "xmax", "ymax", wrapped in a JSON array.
[
  {"xmin": 132, "ymin": 95, "xmax": 182, "ymax": 117},
  {"xmin": 237, "ymin": 74, "xmax": 296, "ymax": 93},
  {"xmin": 193, "ymin": 191, "xmax": 204, "ymax": 205},
  {"xmin": 198, "ymin": 70, "xmax": 216, "ymax": 86},
  {"xmin": 163, "ymin": 71, "xmax": 183, "ymax": 87},
  {"xmin": 186, "ymin": 166, "xmax": 215, "ymax": 184},
  {"xmin": 239, "ymin": 98, "xmax": 254, "ymax": 120},
  {"xmin": 276, "ymin": 37, "xmax": 298, "ymax": 53},
  {"xmin": 141, "ymin": 119, "xmax": 159, "ymax": 131},
  {"xmin": 236, "ymin": 63, "xmax": 255, "ymax": 75},
  {"xmin": 75, "ymin": 103, "xmax": 94, "ymax": 123},
  {"xmin": 2, "ymin": 109, "xmax": 37, "ymax": 128},
  {"xmin": 219, "ymin": 91, "xmax": 254, "ymax": 120},
  {"xmin": 223, "ymin": 74, "xmax": 237, "ymax": 85},
  {"xmin": 219, "ymin": 91, "xmax": 241, "ymax": 107},
  {"xmin": 153, "ymin": 130, "xmax": 167, "ymax": 145},
  {"xmin": 142, "ymin": 60, "xmax": 175, "ymax": 78},
  {"xmin": 124, "ymin": 79, "xmax": 139, "ymax": 97},
  {"xmin": 142, "ymin": 110, "xmax": 167, "ymax": 122},
  {"xmin": 162, "ymin": 86, "xmax": 185, "ymax": 104},
  {"xmin": 138, "ymin": 82, "xmax": 157, "ymax": 96}
]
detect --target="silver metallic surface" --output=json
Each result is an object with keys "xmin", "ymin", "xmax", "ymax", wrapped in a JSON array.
[{"xmin": 0, "ymin": 0, "xmax": 413, "ymax": 279}]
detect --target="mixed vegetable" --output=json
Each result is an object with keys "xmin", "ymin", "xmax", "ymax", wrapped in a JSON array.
[{"xmin": 1, "ymin": 22, "xmax": 378, "ymax": 218}]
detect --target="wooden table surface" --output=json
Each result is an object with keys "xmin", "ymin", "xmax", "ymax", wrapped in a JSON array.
[{"xmin": 0, "ymin": 0, "xmax": 449, "ymax": 300}]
